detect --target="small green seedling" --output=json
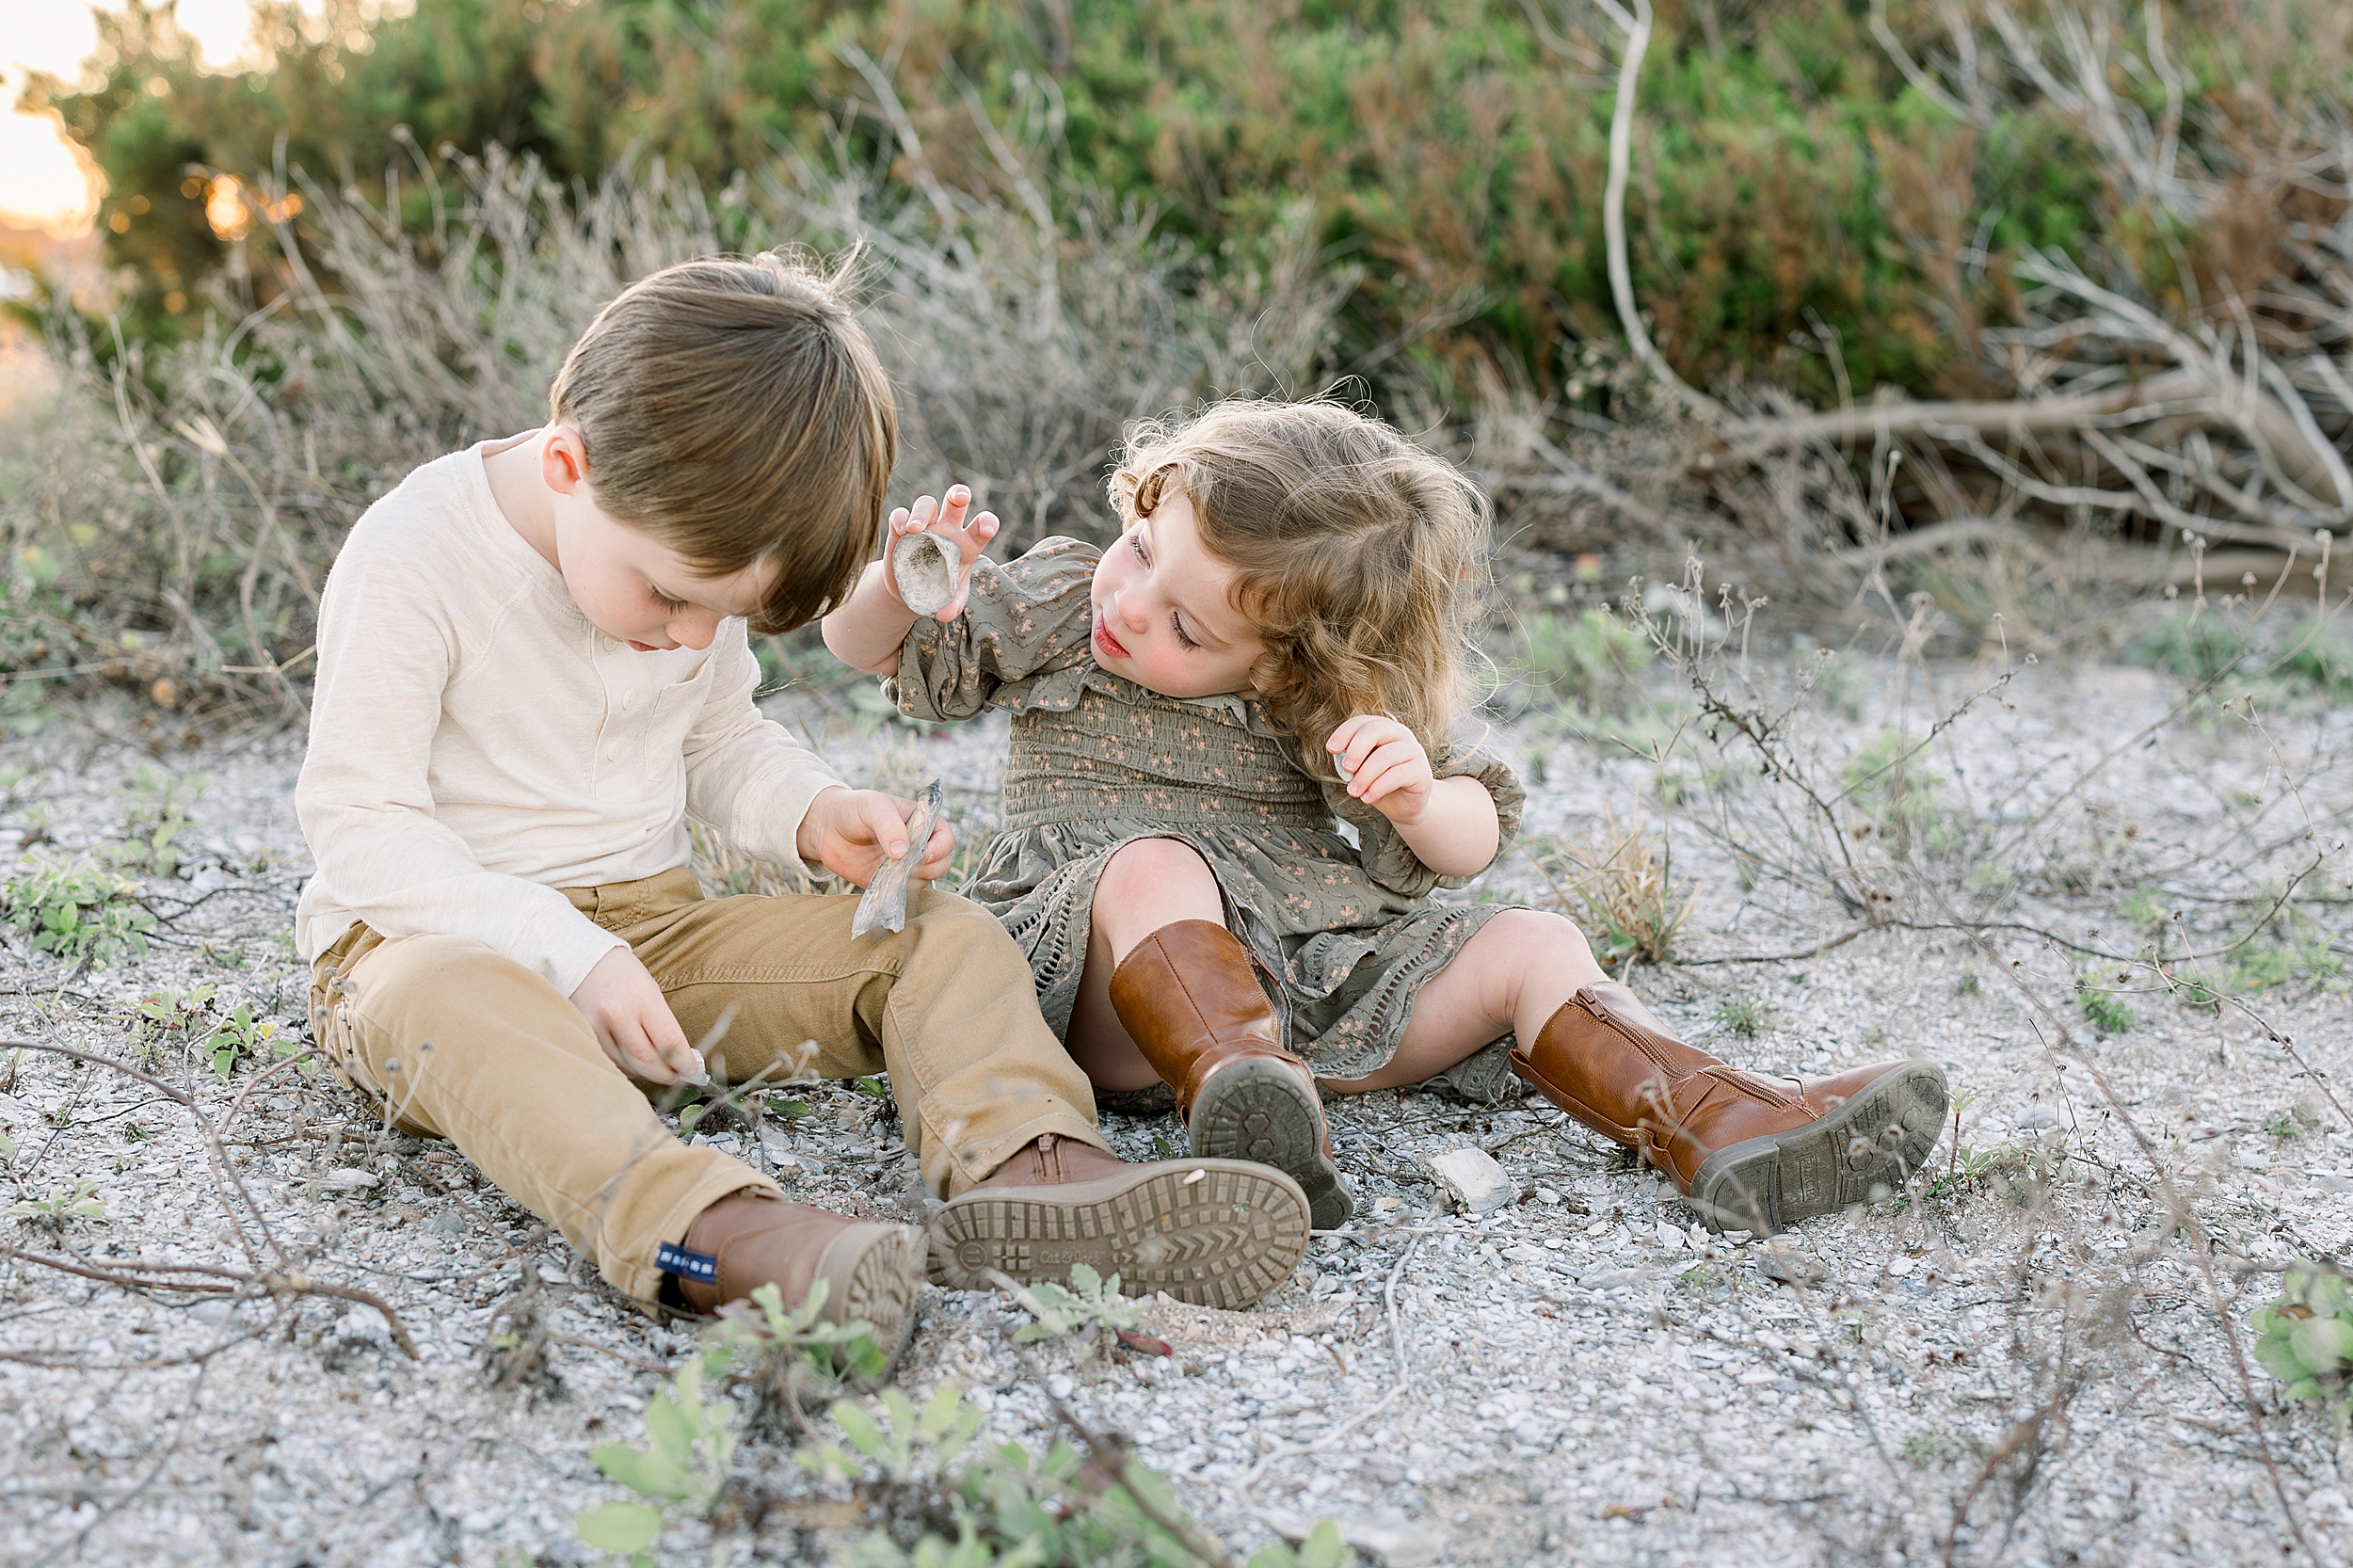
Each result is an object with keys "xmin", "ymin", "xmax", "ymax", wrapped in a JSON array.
[
  {"xmin": 4, "ymin": 1177, "xmax": 107, "ymax": 1224},
  {"xmin": 1008, "ymin": 1264, "xmax": 1171, "ymax": 1360},
  {"xmin": 2076, "ymin": 982, "xmax": 2134, "ymax": 1036},
  {"xmin": 712, "ymin": 1278, "xmax": 889, "ymax": 1388},
  {"xmin": 134, "ymin": 984, "xmax": 217, "ymax": 1043},
  {"xmin": 206, "ymin": 1003, "xmax": 297, "ymax": 1080},
  {"xmin": 2251, "ymin": 1261, "xmax": 2353, "ymax": 1434},
  {"xmin": 1712, "ymin": 997, "xmax": 1770, "ymax": 1039},
  {"xmin": 102, "ymin": 768, "xmax": 209, "ymax": 879}
]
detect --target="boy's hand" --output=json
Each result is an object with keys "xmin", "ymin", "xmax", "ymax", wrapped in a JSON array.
[
  {"xmin": 569, "ymin": 947, "xmax": 705, "ymax": 1084},
  {"xmin": 887, "ymin": 485, "xmax": 998, "ymax": 622},
  {"xmin": 1328, "ymin": 714, "xmax": 1438, "ymax": 824},
  {"xmin": 798, "ymin": 786, "xmax": 956, "ymax": 888}
]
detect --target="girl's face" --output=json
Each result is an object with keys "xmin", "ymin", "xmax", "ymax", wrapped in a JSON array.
[{"xmin": 1088, "ymin": 487, "xmax": 1265, "ymax": 699}]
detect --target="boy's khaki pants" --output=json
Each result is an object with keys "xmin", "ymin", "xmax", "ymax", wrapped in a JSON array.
[{"xmin": 307, "ymin": 868, "xmax": 1105, "ymax": 1303}]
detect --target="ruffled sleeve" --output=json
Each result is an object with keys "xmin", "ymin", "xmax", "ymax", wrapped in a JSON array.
[
  {"xmin": 888, "ymin": 537, "xmax": 1101, "ymax": 722},
  {"xmin": 1322, "ymin": 733, "xmax": 1526, "ymax": 899}
]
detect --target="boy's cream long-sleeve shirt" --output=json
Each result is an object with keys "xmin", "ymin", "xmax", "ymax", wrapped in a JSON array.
[{"xmin": 295, "ymin": 435, "xmax": 845, "ymax": 996}]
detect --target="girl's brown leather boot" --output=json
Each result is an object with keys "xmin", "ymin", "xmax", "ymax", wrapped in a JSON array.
[
  {"xmin": 1110, "ymin": 920, "xmax": 1355, "ymax": 1229},
  {"xmin": 1511, "ymin": 982, "xmax": 1947, "ymax": 1233}
]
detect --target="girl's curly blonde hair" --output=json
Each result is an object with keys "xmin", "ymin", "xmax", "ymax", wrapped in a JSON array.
[{"xmin": 1109, "ymin": 398, "xmax": 1490, "ymax": 779}]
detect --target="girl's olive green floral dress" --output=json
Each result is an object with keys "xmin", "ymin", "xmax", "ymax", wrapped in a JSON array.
[{"xmin": 888, "ymin": 537, "xmax": 1523, "ymax": 1082}]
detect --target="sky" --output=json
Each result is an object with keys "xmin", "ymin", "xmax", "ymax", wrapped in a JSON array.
[{"xmin": 0, "ymin": 0, "xmax": 324, "ymax": 233}]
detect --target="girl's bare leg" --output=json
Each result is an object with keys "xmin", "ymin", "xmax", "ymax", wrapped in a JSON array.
[
  {"xmin": 1321, "ymin": 909, "xmax": 1609, "ymax": 1093},
  {"xmin": 1064, "ymin": 838, "xmax": 1226, "ymax": 1090}
]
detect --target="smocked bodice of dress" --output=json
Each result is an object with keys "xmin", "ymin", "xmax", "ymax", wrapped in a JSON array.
[{"xmin": 1000, "ymin": 689, "xmax": 1330, "ymax": 833}]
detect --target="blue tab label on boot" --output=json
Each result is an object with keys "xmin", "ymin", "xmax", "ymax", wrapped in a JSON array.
[{"xmin": 656, "ymin": 1240, "xmax": 717, "ymax": 1283}]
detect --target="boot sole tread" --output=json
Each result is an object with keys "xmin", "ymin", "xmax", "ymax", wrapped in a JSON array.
[
  {"xmin": 1689, "ymin": 1063, "xmax": 1950, "ymax": 1234},
  {"xmin": 820, "ymin": 1223, "xmax": 926, "ymax": 1384},
  {"xmin": 929, "ymin": 1160, "xmax": 1310, "ymax": 1311},
  {"xmin": 1189, "ymin": 1061, "xmax": 1355, "ymax": 1229}
]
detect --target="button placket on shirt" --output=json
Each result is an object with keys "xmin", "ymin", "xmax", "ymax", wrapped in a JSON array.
[{"xmin": 591, "ymin": 635, "xmax": 633, "ymax": 784}]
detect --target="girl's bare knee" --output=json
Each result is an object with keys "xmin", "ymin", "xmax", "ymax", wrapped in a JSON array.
[
  {"xmin": 1468, "ymin": 907, "xmax": 1596, "ymax": 1014},
  {"xmin": 1099, "ymin": 836, "xmax": 1215, "ymax": 901}
]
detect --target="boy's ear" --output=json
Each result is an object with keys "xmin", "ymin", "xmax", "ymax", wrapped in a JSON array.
[{"xmin": 540, "ymin": 425, "xmax": 591, "ymax": 495}]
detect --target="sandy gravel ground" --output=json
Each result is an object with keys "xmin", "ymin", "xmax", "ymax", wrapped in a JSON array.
[{"xmin": 4, "ymin": 648, "xmax": 2350, "ymax": 1567}]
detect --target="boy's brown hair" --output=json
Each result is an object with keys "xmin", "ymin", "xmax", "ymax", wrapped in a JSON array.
[
  {"xmin": 1110, "ymin": 397, "xmax": 1490, "ymax": 779},
  {"xmin": 550, "ymin": 249, "xmax": 897, "ymax": 633}
]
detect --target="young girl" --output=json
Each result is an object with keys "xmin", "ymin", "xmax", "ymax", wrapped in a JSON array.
[{"xmin": 823, "ymin": 400, "xmax": 1946, "ymax": 1236}]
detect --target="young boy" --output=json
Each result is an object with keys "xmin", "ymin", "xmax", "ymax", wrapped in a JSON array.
[{"xmin": 296, "ymin": 254, "xmax": 1310, "ymax": 1360}]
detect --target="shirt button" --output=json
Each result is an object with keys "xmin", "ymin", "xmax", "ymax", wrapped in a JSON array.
[
  {"xmin": 621, "ymin": 689, "xmax": 638, "ymax": 712},
  {"xmin": 598, "ymin": 635, "xmax": 616, "ymax": 653},
  {"xmin": 605, "ymin": 741, "xmax": 621, "ymax": 761}
]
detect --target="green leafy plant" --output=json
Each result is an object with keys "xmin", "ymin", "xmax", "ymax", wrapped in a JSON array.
[
  {"xmin": 0, "ymin": 861, "xmax": 154, "ymax": 968},
  {"xmin": 577, "ymin": 1349, "xmax": 739, "ymax": 1567},
  {"xmin": 712, "ymin": 1279, "xmax": 892, "ymax": 1432},
  {"xmin": 2265, "ymin": 1104, "xmax": 2323, "ymax": 1143},
  {"xmin": 2250, "ymin": 1262, "xmax": 2353, "ymax": 1435},
  {"xmin": 1841, "ymin": 728, "xmax": 1962, "ymax": 858},
  {"xmin": 2221, "ymin": 938, "xmax": 2344, "ymax": 995},
  {"xmin": 810, "ymin": 1387, "xmax": 1354, "ymax": 1568},
  {"xmin": 2127, "ymin": 614, "xmax": 2251, "ymax": 685},
  {"xmin": 3, "ymin": 1177, "xmax": 107, "ymax": 1225},
  {"xmin": 128, "ymin": 983, "xmax": 217, "ymax": 1064},
  {"xmin": 1900, "ymin": 1427, "xmax": 1972, "ymax": 1465},
  {"xmin": 1006, "ymin": 1265, "xmax": 1172, "ymax": 1362},
  {"xmin": 2076, "ymin": 982, "xmax": 2135, "ymax": 1036},
  {"xmin": 100, "ymin": 767, "xmax": 209, "ymax": 879},
  {"xmin": 205, "ymin": 1002, "xmax": 301, "ymax": 1081},
  {"xmin": 803, "ymin": 1385, "xmax": 986, "ymax": 1491}
]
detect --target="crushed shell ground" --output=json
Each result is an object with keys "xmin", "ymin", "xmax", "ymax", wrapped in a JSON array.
[{"xmin": 4, "ymin": 651, "xmax": 2352, "ymax": 1566}]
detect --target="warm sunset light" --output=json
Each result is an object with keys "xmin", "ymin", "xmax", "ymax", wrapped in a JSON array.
[{"xmin": 0, "ymin": 0, "xmax": 300, "ymax": 234}]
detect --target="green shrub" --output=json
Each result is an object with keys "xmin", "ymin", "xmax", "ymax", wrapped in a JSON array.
[{"xmin": 33, "ymin": 0, "xmax": 2309, "ymax": 404}]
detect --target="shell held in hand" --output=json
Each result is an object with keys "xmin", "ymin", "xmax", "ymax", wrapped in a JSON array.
[{"xmin": 891, "ymin": 530, "xmax": 962, "ymax": 617}]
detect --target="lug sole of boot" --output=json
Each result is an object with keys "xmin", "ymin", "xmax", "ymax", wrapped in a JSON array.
[
  {"xmin": 1187, "ymin": 1059, "xmax": 1356, "ymax": 1229},
  {"xmin": 1688, "ymin": 1063, "xmax": 1950, "ymax": 1234},
  {"xmin": 813, "ymin": 1222, "xmax": 926, "ymax": 1382},
  {"xmin": 929, "ymin": 1159, "xmax": 1311, "ymax": 1310}
]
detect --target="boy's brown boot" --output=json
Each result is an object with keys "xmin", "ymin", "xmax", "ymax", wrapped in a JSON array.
[
  {"xmin": 930, "ymin": 1133, "xmax": 1310, "ymax": 1310},
  {"xmin": 664, "ymin": 1190, "xmax": 924, "ymax": 1368},
  {"xmin": 1108, "ymin": 920, "xmax": 1355, "ymax": 1229},
  {"xmin": 1510, "ymin": 982, "xmax": 1948, "ymax": 1234}
]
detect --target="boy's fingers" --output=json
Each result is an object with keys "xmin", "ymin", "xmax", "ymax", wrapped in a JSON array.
[
  {"xmin": 916, "ymin": 822, "xmax": 955, "ymax": 879},
  {"xmin": 617, "ymin": 1027, "xmax": 672, "ymax": 1083},
  {"xmin": 863, "ymin": 793, "xmax": 914, "ymax": 858}
]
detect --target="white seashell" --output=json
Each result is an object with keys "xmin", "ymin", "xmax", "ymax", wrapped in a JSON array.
[{"xmin": 891, "ymin": 530, "xmax": 961, "ymax": 617}]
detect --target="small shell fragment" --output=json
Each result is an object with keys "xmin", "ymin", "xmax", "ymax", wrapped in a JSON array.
[
  {"xmin": 891, "ymin": 530, "xmax": 962, "ymax": 617},
  {"xmin": 851, "ymin": 778, "xmax": 942, "ymax": 939}
]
